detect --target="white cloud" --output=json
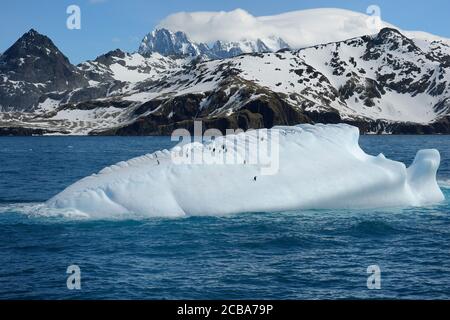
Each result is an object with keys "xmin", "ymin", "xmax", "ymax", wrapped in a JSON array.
[{"xmin": 158, "ymin": 8, "xmax": 394, "ymax": 48}]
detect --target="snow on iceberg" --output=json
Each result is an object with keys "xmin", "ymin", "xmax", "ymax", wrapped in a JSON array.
[{"xmin": 47, "ymin": 124, "xmax": 444, "ymax": 218}]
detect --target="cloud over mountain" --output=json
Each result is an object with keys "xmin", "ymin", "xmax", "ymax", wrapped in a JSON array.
[{"xmin": 158, "ymin": 8, "xmax": 393, "ymax": 48}]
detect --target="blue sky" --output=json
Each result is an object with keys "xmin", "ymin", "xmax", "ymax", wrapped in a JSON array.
[{"xmin": 0, "ymin": 0, "xmax": 449, "ymax": 64}]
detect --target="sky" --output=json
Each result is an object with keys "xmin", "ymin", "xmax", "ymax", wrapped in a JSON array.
[{"xmin": 0, "ymin": 0, "xmax": 449, "ymax": 64}]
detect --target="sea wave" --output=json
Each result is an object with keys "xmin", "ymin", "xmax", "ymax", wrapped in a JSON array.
[
  {"xmin": 0, "ymin": 202, "xmax": 89, "ymax": 219},
  {"xmin": 438, "ymin": 179, "xmax": 450, "ymax": 189}
]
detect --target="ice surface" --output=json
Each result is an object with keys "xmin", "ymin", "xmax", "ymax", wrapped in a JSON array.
[{"xmin": 47, "ymin": 124, "xmax": 445, "ymax": 218}]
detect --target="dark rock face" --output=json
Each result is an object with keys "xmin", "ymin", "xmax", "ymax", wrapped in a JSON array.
[
  {"xmin": 93, "ymin": 91, "xmax": 317, "ymax": 136},
  {"xmin": 0, "ymin": 29, "xmax": 88, "ymax": 111},
  {"xmin": 76, "ymin": 49, "xmax": 127, "ymax": 82},
  {"xmin": 363, "ymin": 28, "xmax": 421, "ymax": 60},
  {"xmin": 0, "ymin": 126, "xmax": 63, "ymax": 136}
]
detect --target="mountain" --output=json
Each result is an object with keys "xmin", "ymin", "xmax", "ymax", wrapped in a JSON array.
[
  {"xmin": 0, "ymin": 29, "xmax": 88, "ymax": 112},
  {"xmin": 0, "ymin": 27, "xmax": 449, "ymax": 135},
  {"xmin": 139, "ymin": 28, "xmax": 211, "ymax": 58},
  {"xmin": 78, "ymin": 49, "xmax": 183, "ymax": 83},
  {"xmin": 210, "ymin": 36, "xmax": 289, "ymax": 58},
  {"xmin": 295, "ymin": 27, "xmax": 450, "ymax": 125},
  {"xmin": 138, "ymin": 28, "xmax": 290, "ymax": 59}
]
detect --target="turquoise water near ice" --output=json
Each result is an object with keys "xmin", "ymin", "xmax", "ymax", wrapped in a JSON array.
[{"xmin": 0, "ymin": 135, "xmax": 449, "ymax": 299}]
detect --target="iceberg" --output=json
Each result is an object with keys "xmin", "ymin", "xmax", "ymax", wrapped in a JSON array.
[{"xmin": 47, "ymin": 124, "xmax": 445, "ymax": 218}]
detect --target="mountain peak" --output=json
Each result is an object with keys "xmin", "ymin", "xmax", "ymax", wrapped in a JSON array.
[
  {"xmin": 376, "ymin": 27, "xmax": 408, "ymax": 41},
  {"xmin": 100, "ymin": 48, "xmax": 127, "ymax": 59},
  {"xmin": 367, "ymin": 27, "xmax": 421, "ymax": 54},
  {"xmin": 0, "ymin": 29, "xmax": 87, "ymax": 105},
  {"xmin": 87, "ymin": 48, "xmax": 128, "ymax": 68},
  {"xmin": 2, "ymin": 29, "xmax": 59, "ymax": 62},
  {"xmin": 139, "ymin": 28, "xmax": 291, "ymax": 59},
  {"xmin": 19, "ymin": 28, "xmax": 53, "ymax": 46},
  {"xmin": 25, "ymin": 28, "xmax": 39, "ymax": 36},
  {"xmin": 139, "ymin": 28, "xmax": 206, "ymax": 57}
]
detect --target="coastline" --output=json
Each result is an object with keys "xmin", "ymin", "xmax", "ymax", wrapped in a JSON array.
[{"xmin": 1, "ymin": 119, "xmax": 450, "ymax": 136}]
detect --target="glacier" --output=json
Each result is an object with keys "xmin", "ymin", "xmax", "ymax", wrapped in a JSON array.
[{"xmin": 47, "ymin": 124, "xmax": 445, "ymax": 218}]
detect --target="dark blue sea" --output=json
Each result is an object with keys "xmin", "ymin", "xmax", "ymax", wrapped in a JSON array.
[{"xmin": 0, "ymin": 135, "xmax": 449, "ymax": 299}]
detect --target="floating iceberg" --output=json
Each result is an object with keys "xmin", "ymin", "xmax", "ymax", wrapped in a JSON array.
[{"xmin": 47, "ymin": 124, "xmax": 444, "ymax": 218}]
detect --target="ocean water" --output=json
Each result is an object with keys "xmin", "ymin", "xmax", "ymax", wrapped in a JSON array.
[{"xmin": 0, "ymin": 135, "xmax": 449, "ymax": 300}]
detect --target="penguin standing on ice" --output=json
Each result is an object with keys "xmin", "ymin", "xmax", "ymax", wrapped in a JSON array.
[{"xmin": 253, "ymin": 176, "xmax": 257, "ymax": 182}]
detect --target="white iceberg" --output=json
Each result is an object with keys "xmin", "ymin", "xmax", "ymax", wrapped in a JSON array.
[{"xmin": 47, "ymin": 124, "xmax": 444, "ymax": 218}]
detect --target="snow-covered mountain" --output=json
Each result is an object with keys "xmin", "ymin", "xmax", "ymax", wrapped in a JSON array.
[
  {"xmin": 210, "ymin": 36, "xmax": 289, "ymax": 59},
  {"xmin": 139, "ymin": 28, "xmax": 211, "ymax": 58},
  {"xmin": 297, "ymin": 28, "xmax": 450, "ymax": 124},
  {"xmin": 78, "ymin": 49, "xmax": 183, "ymax": 83},
  {"xmin": 138, "ymin": 28, "xmax": 290, "ymax": 59},
  {"xmin": 106, "ymin": 27, "xmax": 448, "ymax": 135},
  {"xmin": 1, "ymin": 25, "xmax": 449, "ymax": 135}
]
